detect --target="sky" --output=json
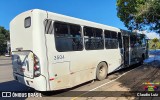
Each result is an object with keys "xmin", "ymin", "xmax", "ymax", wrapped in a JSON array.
[
  {"xmin": 0, "ymin": 0, "xmax": 126, "ymax": 30},
  {"xmin": 0, "ymin": 0, "xmax": 159, "ymax": 39}
]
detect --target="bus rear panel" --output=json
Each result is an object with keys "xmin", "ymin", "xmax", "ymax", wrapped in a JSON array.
[{"xmin": 10, "ymin": 9, "xmax": 49, "ymax": 91}]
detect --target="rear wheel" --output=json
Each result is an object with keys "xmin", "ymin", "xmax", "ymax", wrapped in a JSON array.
[{"xmin": 96, "ymin": 62, "xmax": 108, "ymax": 81}]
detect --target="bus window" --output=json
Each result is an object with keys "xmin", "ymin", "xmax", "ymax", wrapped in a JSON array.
[
  {"xmin": 110, "ymin": 31, "xmax": 118, "ymax": 49},
  {"xmin": 54, "ymin": 21, "xmax": 83, "ymax": 52},
  {"xmin": 118, "ymin": 32, "xmax": 122, "ymax": 48},
  {"xmin": 70, "ymin": 24, "xmax": 83, "ymax": 50},
  {"xmin": 135, "ymin": 35, "xmax": 141, "ymax": 47},
  {"xmin": 54, "ymin": 22, "xmax": 68, "ymax": 36},
  {"xmin": 104, "ymin": 30, "xmax": 118, "ymax": 49},
  {"xmin": 130, "ymin": 35, "xmax": 137, "ymax": 48},
  {"xmin": 45, "ymin": 19, "xmax": 53, "ymax": 34},
  {"xmin": 84, "ymin": 26, "xmax": 103, "ymax": 50},
  {"xmin": 94, "ymin": 28, "xmax": 103, "ymax": 49},
  {"xmin": 140, "ymin": 34, "xmax": 146, "ymax": 47},
  {"xmin": 111, "ymin": 31, "xmax": 117, "ymax": 39},
  {"xmin": 104, "ymin": 30, "xmax": 111, "ymax": 49},
  {"xmin": 24, "ymin": 17, "xmax": 31, "ymax": 28}
]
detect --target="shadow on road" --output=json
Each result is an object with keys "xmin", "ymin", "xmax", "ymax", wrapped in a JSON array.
[
  {"xmin": 0, "ymin": 80, "xmax": 34, "ymax": 100},
  {"xmin": 0, "ymin": 80, "xmax": 33, "ymax": 91},
  {"xmin": 40, "ymin": 63, "xmax": 141, "ymax": 97},
  {"xmin": 116, "ymin": 60, "xmax": 160, "ymax": 100},
  {"xmin": 116, "ymin": 50, "xmax": 160, "ymax": 92},
  {"xmin": 0, "ymin": 63, "xmax": 12, "ymax": 66},
  {"xmin": 40, "ymin": 80, "xmax": 93, "ymax": 97}
]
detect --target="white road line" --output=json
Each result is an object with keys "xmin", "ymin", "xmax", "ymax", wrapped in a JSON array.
[{"xmin": 71, "ymin": 66, "xmax": 139, "ymax": 100}]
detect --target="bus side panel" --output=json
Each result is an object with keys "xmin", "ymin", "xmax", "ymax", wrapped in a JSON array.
[
  {"xmin": 45, "ymin": 13, "xmax": 122, "ymax": 90},
  {"xmin": 69, "ymin": 68, "xmax": 96, "ymax": 87},
  {"xmin": 44, "ymin": 29, "xmax": 98, "ymax": 90},
  {"xmin": 45, "ymin": 34, "xmax": 71, "ymax": 90},
  {"xmin": 52, "ymin": 62, "xmax": 71, "ymax": 90}
]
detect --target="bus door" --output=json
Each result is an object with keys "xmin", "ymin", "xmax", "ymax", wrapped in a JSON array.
[
  {"xmin": 146, "ymin": 39, "xmax": 149, "ymax": 59},
  {"xmin": 123, "ymin": 36, "xmax": 129, "ymax": 66}
]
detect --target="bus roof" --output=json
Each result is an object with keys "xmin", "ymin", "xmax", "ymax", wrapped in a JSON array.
[{"xmin": 28, "ymin": 9, "xmax": 120, "ymax": 32}]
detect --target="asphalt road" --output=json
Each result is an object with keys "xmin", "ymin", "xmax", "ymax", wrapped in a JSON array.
[
  {"xmin": 0, "ymin": 50, "xmax": 160, "ymax": 100},
  {"xmin": 0, "ymin": 56, "xmax": 31, "ymax": 91}
]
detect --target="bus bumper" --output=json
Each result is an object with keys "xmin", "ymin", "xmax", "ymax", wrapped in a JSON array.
[{"xmin": 13, "ymin": 73, "xmax": 47, "ymax": 91}]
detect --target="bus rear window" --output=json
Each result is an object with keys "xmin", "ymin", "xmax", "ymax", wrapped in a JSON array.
[{"xmin": 24, "ymin": 17, "xmax": 31, "ymax": 28}]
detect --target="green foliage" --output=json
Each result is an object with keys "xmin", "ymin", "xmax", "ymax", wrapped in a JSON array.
[
  {"xmin": 149, "ymin": 38, "xmax": 160, "ymax": 49},
  {"xmin": 117, "ymin": 0, "xmax": 160, "ymax": 33},
  {"xmin": 0, "ymin": 26, "xmax": 10, "ymax": 55},
  {"xmin": 152, "ymin": 38, "xmax": 159, "ymax": 43}
]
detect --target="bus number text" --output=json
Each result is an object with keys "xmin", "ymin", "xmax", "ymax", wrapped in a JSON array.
[{"xmin": 54, "ymin": 55, "xmax": 64, "ymax": 60}]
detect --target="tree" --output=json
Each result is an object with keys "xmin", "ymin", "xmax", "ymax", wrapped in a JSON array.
[
  {"xmin": 117, "ymin": 0, "xmax": 160, "ymax": 33},
  {"xmin": 151, "ymin": 38, "xmax": 159, "ymax": 50},
  {"xmin": 152, "ymin": 38, "xmax": 159, "ymax": 48},
  {"xmin": 152, "ymin": 38, "xmax": 159, "ymax": 43},
  {"xmin": 0, "ymin": 26, "xmax": 10, "ymax": 55}
]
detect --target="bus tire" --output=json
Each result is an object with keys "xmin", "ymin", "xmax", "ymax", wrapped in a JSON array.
[{"xmin": 96, "ymin": 62, "xmax": 108, "ymax": 81}]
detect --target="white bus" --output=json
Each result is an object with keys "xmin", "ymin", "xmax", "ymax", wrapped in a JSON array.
[{"xmin": 10, "ymin": 9, "xmax": 148, "ymax": 91}]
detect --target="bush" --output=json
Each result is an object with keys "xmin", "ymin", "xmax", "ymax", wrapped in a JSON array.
[{"xmin": 0, "ymin": 26, "xmax": 9, "ymax": 55}]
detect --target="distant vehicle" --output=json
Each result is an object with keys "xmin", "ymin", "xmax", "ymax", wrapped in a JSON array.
[
  {"xmin": 10, "ymin": 9, "xmax": 148, "ymax": 91},
  {"xmin": 5, "ymin": 54, "xmax": 10, "ymax": 57},
  {"xmin": 5, "ymin": 41, "xmax": 11, "ymax": 57}
]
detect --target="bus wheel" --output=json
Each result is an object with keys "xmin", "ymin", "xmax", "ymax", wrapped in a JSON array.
[{"xmin": 96, "ymin": 62, "xmax": 108, "ymax": 81}]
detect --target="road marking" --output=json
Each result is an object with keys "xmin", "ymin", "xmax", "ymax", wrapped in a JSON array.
[{"xmin": 71, "ymin": 66, "xmax": 138, "ymax": 100}]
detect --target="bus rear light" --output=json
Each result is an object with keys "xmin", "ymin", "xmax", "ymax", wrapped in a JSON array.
[
  {"xmin": 33, "ymin": 54, "xmax": 41, "ymax": 77},
  {"xmin": 34, "ymin": 65, "xmax": 40, "ymax": 70},
  {"xmin": 34, "ymin": 70, "xmax": 41, "ymax": 77},
  {"xmin": 34, "ymin": 56, "xmax": 39, "ymax": 65}
]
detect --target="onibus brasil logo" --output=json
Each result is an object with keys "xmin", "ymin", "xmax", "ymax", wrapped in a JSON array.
[{"xmin": 143, "ymin": 82, "xmax": 159, "ymax": 91}]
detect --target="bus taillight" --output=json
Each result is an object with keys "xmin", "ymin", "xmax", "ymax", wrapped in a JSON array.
[{"xmin": 34, "ymin": 54, "xmax": 41, "ymax": 77}]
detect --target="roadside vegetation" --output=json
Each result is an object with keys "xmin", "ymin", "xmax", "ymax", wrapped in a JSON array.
[
  {"xmin": 117, "ymin": 0, "xmax": 160, "ymax": 33},
  {"xmin": 117, "ymin": 0, "xmax": 160, "ymax": 50},
  {"xmin": 148, "ymin": 38, "xmax": 160, "ymax": 49},
  {"xmin": 0, "ymin": 26, "xmax": 10, "ymax": 55}
]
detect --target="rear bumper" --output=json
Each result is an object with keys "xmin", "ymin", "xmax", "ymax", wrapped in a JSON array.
[{"xmin": 13, "ymin": 73, "xmax": 47, "ymax": 91}]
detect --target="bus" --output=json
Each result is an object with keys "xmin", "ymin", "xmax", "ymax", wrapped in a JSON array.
[{"xmin": 10, "ymin": 9, "xmax": 148, "ymax": 91}]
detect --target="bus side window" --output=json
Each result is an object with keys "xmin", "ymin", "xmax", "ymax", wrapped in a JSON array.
[
  {"xmin": 69, "ymin": 24, "xmax": 83, "ymax": 51},
  {"xmin": 140, "ymin": 34, "xmax": 146, "ymax": 47},
  {"xmin": 45, "ymin": 19, "xmax": 53, "ymax": 34},
  {"xmin": 94, "ymin": 28, "xmax": 104, "ymax": 49},
  {"xmin": 130, "ymin": 35, "xmax": 136, "ymax": 48},
  {"xmin": 84, "ymin": 27, "xmax": 93, "ymax": 50},
  {"xmin": 118, "ymin": 32, "xmax": 122, "ymax": 48},
  {"xmin": 104, "ymin": 30, "xmax": 111, "ymax": 49},
  {"xmin": 54, "ymin": 22, "xmax": 71, "ymax": 52},
  {"xmin": 54, "ymin": 21, "xmax": 83, "ymax": 52},
  {"xmin": 84, "ymin": 27, "xmax": 103, "ymax": 50},
  {"xmin": 136, "ymin": 36, "xmax": 141, "ymax": 47},
  {"xmin": 110, "ymin": 31, "xmax": 118, "ymax": 49},
  {"xmin": 104, "ymin": 30, "xmax": 118, "ymax": 49}
]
